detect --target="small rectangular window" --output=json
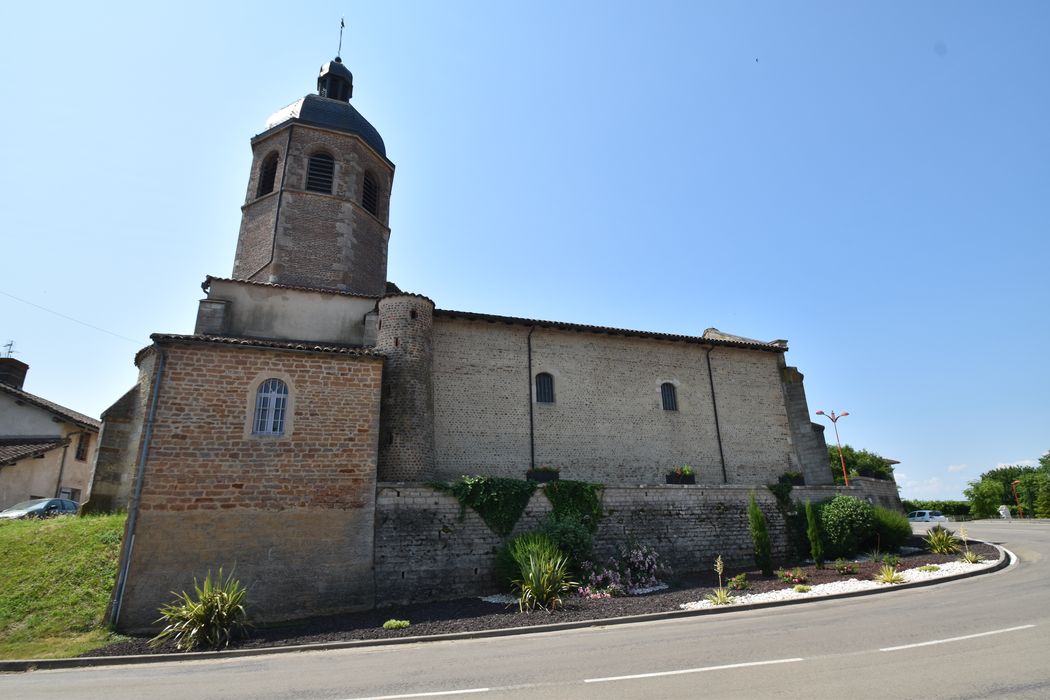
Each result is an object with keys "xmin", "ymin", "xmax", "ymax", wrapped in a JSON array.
[
  {"xmin": 535, "ymin": 373, "xmax": 555, "ymax": 403},
  {"xmin": 75, "ymin": 433, "xmax": 89, "ymax": 461},
  {"xmin": 661, "ymin": 383, "xmax": 678, "ymax": 411}
]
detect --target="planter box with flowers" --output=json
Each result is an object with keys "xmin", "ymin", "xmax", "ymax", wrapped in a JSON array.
[
  {"xmin": 526, "ymin": 466, "xmax": 560, "ymax": 483},
  {"xmin": 665, "ymin": 465, "xmax": 695, "ymax": 485}
]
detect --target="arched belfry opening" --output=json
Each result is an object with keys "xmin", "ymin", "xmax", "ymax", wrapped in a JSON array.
[{"xmin": 318, "ymin": 57, "xmax": 353, "ymax": 102}]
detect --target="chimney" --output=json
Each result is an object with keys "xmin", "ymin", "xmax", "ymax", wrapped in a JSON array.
[{"xmin": 0, "ymin": 358, "xmax": 29, "ymax": 389}]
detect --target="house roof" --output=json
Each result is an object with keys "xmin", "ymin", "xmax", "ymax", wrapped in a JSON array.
[
  {"xmin": 203, "ymin": 275, "xmax": 384, "ymax": 299},
  {"xmin": 0, "ymin": 437, "xmax": 68, "ymax": 465},
  {"xmin": 433, "ymin": 310, "xmax": 789, "ymax": 352},
  {"xmin": 0, "ymin": 383, "xmax": 101, "ymax": 430},
  {"xmin": 148, "ymin": 334, "xmax": 385, "ymax": 358}
]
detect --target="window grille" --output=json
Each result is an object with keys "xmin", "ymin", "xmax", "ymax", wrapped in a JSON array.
[
  {"xmin": 305, "ymin": 153, "xmax": 335, "ymax": 193},
  {"xmin": 253, "ymin": 378, "xmax": 289, "ymax": 435},
  {"xmin": 535, "ymin": 373, "xmax": 555, "ymax": 403},
  {"xmin": 362, "ymin": 172, "xmax": 379, "ymax": 215},
  {"xmin": 257, "ymin": 152, "xmax": 279, "ymax": 197},
  {"xmin": 661, "ymin": 382, "xmax": 678, "ymax": 411}
]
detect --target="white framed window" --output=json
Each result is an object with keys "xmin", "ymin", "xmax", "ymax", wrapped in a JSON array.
[{"xmin": 253, "ymin": 378, "xmax": 289, "ymax": 435}]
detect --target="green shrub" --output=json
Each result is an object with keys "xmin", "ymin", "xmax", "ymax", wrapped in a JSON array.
[
  {"xmin": 833, "ymin": 559, "xmax": 856, "ymax": 575},
  {"xmin": 382, "ymin": 619, "xmax": 410, "ymax": 630},
  {"xmin": 918, "ymin": 565, "xmax": 940, "ymax": 572},
  {"xmin": 748, "ymin": 493, "xmax": 773, "ymax": 576},
  {"xmin": 820, "ymin": 495, "xmax": 875, "ymax": 558},
  {"xmin": 1036, "ymin": 482, "xmax": 1050, "ymax": 519},
  {"xmin": 543, "ymin": 480, "xmax": 604, "ymax": 532},
  {"xmin": 149, "ymin": 569, "xmax": 249, "ymax": 651},
  {"xmin": 514, "ymin": 551, "xmax": 577, "ymax": 613},
  {"xmin": 727, "ymin": 572, "xmax": 750, "ymax": 591},
  {"xmin": 924, "ymin": 525, "xmax": 960, "ymax": 554},
  {"xmin": 775, "ymin": 567, "xmax": 807, "ymax": 584},
  {"xmin": 805, "ymin": 501, "xmax": 824, "ymax": 568},
  {"xmin": 793, "ymin": 584, "xmax": 812, "ymax": 593},
  {"xmin": 868, "ymin": 507, "xmax": 912, "ymax": 552},
  {"xmin": 882, "ymin": 553, "xmax": 900, "ymax": 568},
  {"xmin": 539, "ymin": 512, "xmax": 593, "ymax": 568}
]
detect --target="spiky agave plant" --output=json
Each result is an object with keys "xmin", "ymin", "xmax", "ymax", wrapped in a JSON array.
[
  {"xmin": 924, "ymin": 525, "xmax": 960, "ymax": 555},
  {"xmin": 150, "ymin": 568, "xmax": 250, "ymax": 650},
  {"xmin": 874, "ymin": 564, "xmax": 905, "ymax": 584}
]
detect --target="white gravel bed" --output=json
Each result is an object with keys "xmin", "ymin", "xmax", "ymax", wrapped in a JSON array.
[{"xmin": 679, "ymin": 558, "xmax": 999, "ymax": 611}]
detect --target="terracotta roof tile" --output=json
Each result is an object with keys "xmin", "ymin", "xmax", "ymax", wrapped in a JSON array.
[
  {"xmin": 149, "ymin": 334, "xmax": 385, "ymax": 358},
  {"xmin": 0, "ymin": 384, "xmax": 101, "ymax": 430},
  {"xmin": 0, "ymin": 437, "xmax": 68, "ymax": 464}
]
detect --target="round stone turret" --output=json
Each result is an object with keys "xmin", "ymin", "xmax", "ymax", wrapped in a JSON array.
[{"xmin": 375, "ymin": 294, "xmax": 435, "ymax": 481}]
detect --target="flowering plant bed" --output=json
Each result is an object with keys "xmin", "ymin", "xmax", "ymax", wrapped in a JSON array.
[{"xmin": 85, "ymin": 537, "xmax": 998, "ymax": 658}]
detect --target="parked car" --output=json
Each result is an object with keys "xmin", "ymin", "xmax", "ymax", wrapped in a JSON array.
[
  {"xmin": 907, "ymin": 509, "xmax": 948, "ymax": 523},
  {"xmin": 0, "ymin": 498, "xmax": 79, "ymax": 520}
]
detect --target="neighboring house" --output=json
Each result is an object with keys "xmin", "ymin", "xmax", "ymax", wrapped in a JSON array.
[{"xmin": 0, "ymin": 358, "xmax": 100, "ymax": 509}]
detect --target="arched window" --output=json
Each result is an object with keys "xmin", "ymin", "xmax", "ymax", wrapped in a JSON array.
[
  {"xmin": 305, "ymin": 152, "xmax": 335, "ymax": 193},
  {"xmin": 661, "ymin": 382, "xmax": 678, "ymax": 411},
  {"xmin": 362, "ymin": 172, "xmax": 379, "ymax": 215},
  {"xmin": 253, "ymin": 378, "xmax": 289, "ymax": 435},
  {"xmin": 535, "ymin": 372, "xmax": 555, "ymax": 404},
  {"xmin": 256, "ymin": 152, "xmax": 279, "ymax": 197}
]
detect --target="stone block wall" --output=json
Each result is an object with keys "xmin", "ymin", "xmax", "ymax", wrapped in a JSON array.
[
  {"xmin": 431, "ymin": 317, "xmax": 796, "ymax": 486},
  {"xmin": 373, "ymin": 483, "xmax": 788, "ymax": 606},
  {"xmin": 116, "ymin": 340, "xmax": 383, "ymax": 630}
]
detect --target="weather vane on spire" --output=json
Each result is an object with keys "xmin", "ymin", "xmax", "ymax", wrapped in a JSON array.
[{"xmin": 337, "ymin": 17, "xmax": 345, "ymax": 57}]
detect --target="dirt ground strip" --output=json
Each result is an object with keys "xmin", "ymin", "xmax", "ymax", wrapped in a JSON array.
[{"xmin": 88, "ymin": 538, "xmax": 999, "ymax": 657}]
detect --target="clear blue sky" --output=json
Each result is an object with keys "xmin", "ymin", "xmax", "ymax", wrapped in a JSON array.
[{"xmin": 2, "ymin": 2, "xmax": 1047, "ymax": 500}]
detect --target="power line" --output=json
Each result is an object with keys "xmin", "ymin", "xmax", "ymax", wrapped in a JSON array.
[{"xmin": 0, "ymin": 289, "xmax": 141, "ymax": 344}]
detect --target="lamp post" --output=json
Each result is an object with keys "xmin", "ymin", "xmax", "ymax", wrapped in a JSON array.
[
  {"xmin": 1011, "ymin": 479, "xmax": 1024, "ymax": 519},
  {"xmin": 816, "ymin": 410, "xmax": 850, "ymax": 487}
]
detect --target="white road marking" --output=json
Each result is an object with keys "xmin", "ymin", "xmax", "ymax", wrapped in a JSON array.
[
  {"xmin": 347, "ymin": 688, "xmax": 490, "ymax": 700},
  {"xmin": 584, "ymin": 657, "xmax": 805, "ymax": 683},
  {"xmin": 880, "ymin": 624, "xmax": 1036, "ymax": 652}
]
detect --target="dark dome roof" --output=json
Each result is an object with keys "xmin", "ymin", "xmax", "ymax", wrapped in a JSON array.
[
  {"xmin": 265, "ymin": 94, "xmax": 387, "ymax": 158},
  {"xmin": 319, "ymin": 58, "xmax": 353, "ymax": 82}
]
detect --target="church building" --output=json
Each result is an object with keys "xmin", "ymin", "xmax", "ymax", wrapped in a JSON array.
[{"xmin": 90, "ymin": 54, "xmax": 878, "ymax": 630}]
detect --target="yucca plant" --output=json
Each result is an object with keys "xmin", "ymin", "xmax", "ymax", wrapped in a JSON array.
[
  {"xmin": 705, "ymin": 555, "xmax": 734, "ymax": 605},
  {"xmin": 874, "ymin": 564, "xmax": 905, "ymax": 584},
  {"xmin": 924, "ymin": 525, "xmax": 960, "ymax": 555},
  {"xmin": 957, "ymin": 526, "xmax": 982, "ymax": 563},
  {"xmin": 149, "ymin": 568, "xmax": 249, "ymax": 651},
  {"xmin": 514, "ymin": 551, "xmax": 578, "ymax": 613}
]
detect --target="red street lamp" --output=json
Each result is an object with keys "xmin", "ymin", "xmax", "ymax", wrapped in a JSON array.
[
  {"xmin": 1011, "ymin": 479, "xmax": 1024, "ymax": 519},
  {"xmin": 816, "ymin": 410, "xmax": 850, "ymax": 487}
]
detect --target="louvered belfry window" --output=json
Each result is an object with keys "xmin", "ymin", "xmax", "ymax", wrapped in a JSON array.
[
  {"xmin": 253, "ymin": 379, "xmax": 289, "ymax": 435},
  {"xmin": 256, "ymin": 152, "xmax": 279, "ymax": 197},
  {"xmin": 362, "ymin": 172, "xmax": 379, "ymax": 215},
  {"xmin": 535, "ymin": 373, "xmax": 555, "ymax": 403},
  {"xmin": 661, "ymin": 382, "xmax": 678, "ymax": 411},
  {"xmin": 306, "ymin": 152, "xmax": 335, "ymax": 193}
]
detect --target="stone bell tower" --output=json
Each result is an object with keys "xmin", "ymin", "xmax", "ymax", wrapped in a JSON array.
[{"xmin": 231, "ymin": 56, "xmax": 395, "ymax": 296}]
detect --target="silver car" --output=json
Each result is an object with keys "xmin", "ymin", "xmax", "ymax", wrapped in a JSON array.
[{"xmin": 907, "ymin": 509, "xmax": 948, "ymax": 523}]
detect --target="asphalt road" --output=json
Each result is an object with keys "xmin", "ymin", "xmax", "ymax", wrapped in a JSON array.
[{"xmin": 3, "ymin": 521, "xmax": 1049, "ymax": 699}]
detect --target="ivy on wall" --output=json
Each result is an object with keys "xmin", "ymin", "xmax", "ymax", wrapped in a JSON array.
[
  {"xmin": 427, "ymin": 476, "xmax": 604, "ymax": 537},
  {"xmin": 427, "ymin": 476, "xmax": 537, "ymax": 537}
]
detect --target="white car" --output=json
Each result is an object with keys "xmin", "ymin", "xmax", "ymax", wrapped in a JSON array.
[{"xmin": 907, "ymin": 509, "xmax": 948, "ymax": 523}]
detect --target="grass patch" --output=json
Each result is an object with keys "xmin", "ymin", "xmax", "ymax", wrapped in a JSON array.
[{"xmin": 0, "ymin": 513, "xmax": 127, "ymax": 659}]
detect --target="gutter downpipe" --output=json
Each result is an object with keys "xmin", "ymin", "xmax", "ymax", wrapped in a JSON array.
[
  {"xmin": 54, "ymin": 439, "xmax": 70, "ymax": 498},
  {"xmin": 247, "ymin": 125, "xmax": 295, "ymax": 280},
  {"xmin": 110, "ymin": 347, "xmax": 166, "ymax": 627},
  {"xmin": 705, "ymin": 346, "xmax": 728, "ymax": 484},
  {"xmin": 527, "ymin": 326, "xmax": 536, "ymax": 471}
]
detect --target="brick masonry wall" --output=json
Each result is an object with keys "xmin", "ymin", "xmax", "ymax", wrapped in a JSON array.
[
  {"xmin": 233, "ymin": 124, "xmax": 392, "ymax": 295},
  {"xmin": 116, "ymin": 341, "xmax": 383, "ymax": 630},
  {"xmin": 431, "ymin": 318, "xmax": 796, "ymax": 486},
  {"xmin": 373, "ymin": 483, "xmax": 788, "ymax": 605}
]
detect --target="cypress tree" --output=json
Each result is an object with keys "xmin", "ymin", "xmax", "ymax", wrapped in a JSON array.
[
  {"xmin": 748, "ymin": 492, "xmax": 773, "ymax": 576},
  {"xmin": 806, "ymin": 500, "xmax": 824, "ymax": 568}
]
